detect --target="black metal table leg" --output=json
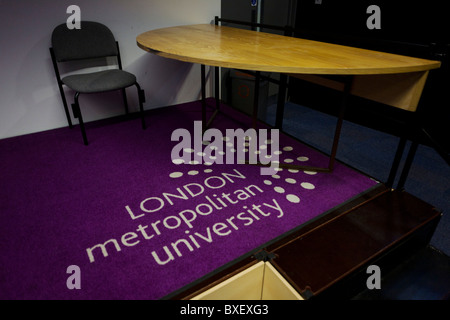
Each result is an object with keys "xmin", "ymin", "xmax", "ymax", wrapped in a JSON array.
[
  {"xmin": 247, "ymin": 75, "xmax": 353, "ymax": 173},
  {"xmin": 275, "ymin": 74, "xmax": 288, "ymax": 130},
  {"xmin": 327, "ymin": 76, "xmax": 352, "ymax": 172},
  {"xmin": 252, "ymin": 71, "xmax": 261, "ymax": 129},
  {"xmin": 201, "ymin": 64, "xmax": 207, "ymax": 129},
  {"xmin": 215, "ymin": 66, "xmax": 220, "ymax": 111},
  {"xmin": 397, "ymin": 140, "xmax": 419, "ymax": 190},
  {"xmin": 387, "ymin": 137, "xmax": 407, "ymax": 188}
]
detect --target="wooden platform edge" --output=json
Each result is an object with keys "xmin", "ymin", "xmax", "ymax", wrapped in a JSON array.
[
  {"xmin": 167, "ymin": 184, "xmax": 389, "ymax": 300},
  {"xmin": 269, "ymin": 189, "xmax": 442, "ymax": 299}
]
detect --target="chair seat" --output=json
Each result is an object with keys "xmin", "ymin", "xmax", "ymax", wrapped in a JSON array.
[{"xmin": 62, "ymin": 69, "xmax": 136, "ymax": 93}]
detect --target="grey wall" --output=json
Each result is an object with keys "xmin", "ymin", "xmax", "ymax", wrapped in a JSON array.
[{"xmin": 0, "ymin": 0, "xmax": 220, "ymax": 139}]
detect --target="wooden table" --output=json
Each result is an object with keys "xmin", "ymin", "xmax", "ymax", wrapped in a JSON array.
[{"xmin": 137, "ymin": 23, "xmax": 440, "ymax": 182}]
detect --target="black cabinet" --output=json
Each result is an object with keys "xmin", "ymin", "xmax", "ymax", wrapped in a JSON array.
[{"xmin": 291, "ymin": 0, "xmax": 449, "ymax": 152}]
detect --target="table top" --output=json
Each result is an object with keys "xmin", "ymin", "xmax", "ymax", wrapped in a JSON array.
[{"xmin": 137, "ymin": 24, "xmax": 441, "ymax": 75}]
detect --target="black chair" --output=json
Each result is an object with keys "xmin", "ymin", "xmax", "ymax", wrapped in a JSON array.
[{"xmin": 50, "ymin": 21, "xmax": 146, "ymax": 145}]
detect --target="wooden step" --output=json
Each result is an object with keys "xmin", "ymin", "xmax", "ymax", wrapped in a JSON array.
[
  {"xmin": 170, "ymin": 187, "xmax": 441, "ymax": 300},
  {"xmin": 268, "ymin": 189, "xmax": 442, "ymax": 299}
]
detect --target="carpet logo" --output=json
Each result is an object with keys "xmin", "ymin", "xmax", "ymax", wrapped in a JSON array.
[
  {"xmin": 84, "ymin": 122, "xmax": 319, "ymax": 267},
  {"xmin": 84, "ymin": 141, "xmax": 317, "ymax": 266},
  {"xmin": 170, "ymin": 143, "xmax": 317, "ymax": 206},
  {"xmin": 86, "ymin": 168, "xmax": 285, "ymax": 265}
]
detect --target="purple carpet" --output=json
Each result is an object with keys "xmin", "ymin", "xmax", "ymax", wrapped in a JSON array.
[{"xmin": 0, "ymin": 100, "xmax": 378, "ymax": 300}]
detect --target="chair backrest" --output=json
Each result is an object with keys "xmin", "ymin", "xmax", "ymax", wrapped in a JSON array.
[{"xmin": 51, "ymin": 21, "xmax": 118, "ymax": 62}]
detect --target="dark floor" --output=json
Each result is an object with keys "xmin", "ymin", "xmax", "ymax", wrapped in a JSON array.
[{"xmin": 353, "ymin": 245, "xmax": 450, "ymax": 300}]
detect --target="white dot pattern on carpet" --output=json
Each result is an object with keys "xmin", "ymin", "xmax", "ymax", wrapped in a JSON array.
[
  {"xmin": 169, "ymin": 172, "xmax": 183, "ymax": 178},
  {"xmin": 172, "ymin": 159, "xmax": 184, "ymax": 165},
  {"xmin": 169, "ymin": 140, "xmax": 318, "ymax": 204},
  {"xmin": 259, "ymin": 144, "xmax": 317, "ymax": 204},
  {"xmin": 274, "ymin": 186, "xmax": 285, "ymax": 193},
  {"xmin": 301, "ymin": 182, "xmax": 315, "ymax": 190}
]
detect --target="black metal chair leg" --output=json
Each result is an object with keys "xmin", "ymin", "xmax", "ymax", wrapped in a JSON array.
[
  {"xmin": 50, "ymin": 47, "xmax": 73, "ymax": 129},
  {"xmin": 122, "ymin": 88, "xmax": 129, "ymax": 114},
  {"xmin": 73, "ymin": 92, "xmax": 88, "ymax": 146},
  {"xmin": 134, "ymin": 83, "xmax": 146, "ymax": 130}
]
